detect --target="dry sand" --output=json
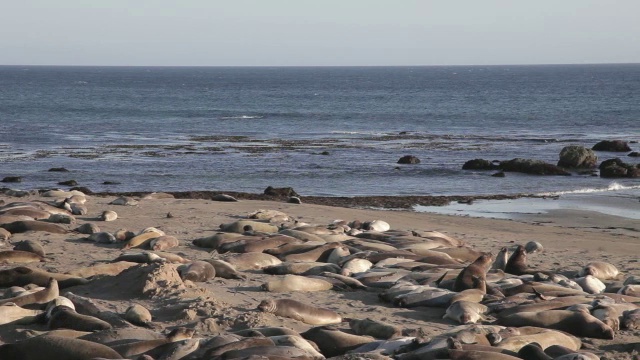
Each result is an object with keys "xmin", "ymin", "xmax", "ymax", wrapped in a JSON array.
[{"xmin": 0, "ymin": 193, "xmax": 639, "ymax": 358}]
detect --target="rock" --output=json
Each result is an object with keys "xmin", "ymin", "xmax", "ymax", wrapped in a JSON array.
[
  {"xmin": 264, "ymin": 186, "xmax": 299, "ymax": 198},
  {"xmin": 491, "ymin": 171, "xmax": 506, "ymax": 177},
  {"xmin": 58, "ymin": 180, "xmax": 78, "ymax": 186},
  {"xmin": 629, "ymin": 152, "xmax": 640, "ymax": 157},
  {"xmin": 103, "ymin": 181, "xmax": 121, "ymax": 185},
  {"xmin": 320, "ymin": 151, "xmax": 330, "ymax": 156},
  {"xmin": 592, "ymin": 140, "xmax": 632, "ymax": 152},
  {"xmin": 557, "ymin": 145, "xmax": 598, "ymax": 168},
  {"xmin": 1, "ymin": 176, "xmax": 22, "ymax": 183},
  {"xmin": 499, "ymin": 158, "xmax": 571, "ymax": 176},
  {"xmin": 599, "ymin": 158, "xmax": 640, "ymax": 178},
  {"xmin": 462, "ymin": 159, "xmax": 498, "ymax": 170},
  {"xmin": 397, "ymin": 155, "xmax": 421, "ymax": 164},
  {"xmin": 48, "ymin": 167, "xmax": 69, "ymax": 172},
  {"xmin": 70, "ymin": 186, "xmax": 93, "ymax": 194}
]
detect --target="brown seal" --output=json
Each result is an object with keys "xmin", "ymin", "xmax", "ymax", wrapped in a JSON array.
[
  {"xmin": 202, "ymin": 337, "xmax": 275, "ymax": 358},
  {"xmin": 0, "ymin": 303, "xmax": 42, "ymax": 326},
  {"xmin": 261, "ymin": 274, "xmax": 333, "ymax": 292},
  {"xmin": 205, "ymin": 259, "xmax": 246, "ymax": 279},
  {"xmin": 13, "ymin": 240, "xmax": 46, "ymax": 257},
  {"xmin": 124, "ymin": 304, "xmax": 153, "ymax": 327},
  {"xmin": 112, "ymin": 327, "xmax": 195, "ymax": 358},
  {"xmin": 498, "ymin": 310, "xmax": 614, "ymax": 339},
  {"xmin": 149, "ymin": 235, "xmax": 180, "ymax": 251},
  {"xmin": 348, "ymin": 318, "xmax": 401, "ymax": 339},
  {"xmin": 180, "ymin": 261, "xmax": 216, "ymax": 282},
  {"xmin": 0, "ymin": 266, "xmax": 87, "ymax": 289},
  {"xmin": 0, "ymin": 250, "xmax": 44, "ymax": 264},
  {"xmin": 453, "ymin": 253, "xmax": 492, "ymax": 292},
  {"xmin": 258, "ymin": 299, "xmax": 342, "ymax": 325},
  {"xmin": 0, "ymin": 335, "xmax": 121, "ymax": 360},
  {"xmin": 301, "ymin": 326, "xmax": 375, "ymax": 358},
  {"xmin": 0, "ymin": 220, "xmax": 68, "ymax": 234},
  {"xmin": 48, "ymin": 305, "xmax": 112, "ymax": 332},
  {"xmin": 505, "ymin": 245, "xmax": 528, "ymax": 275}
]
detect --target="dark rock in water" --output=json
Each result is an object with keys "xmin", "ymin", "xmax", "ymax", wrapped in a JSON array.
[
  {"xmin": 557, "ymin": 145, "xmax": 598, "ymax": 168},
  {"xmin": 592, "ymin": 140, "xmax": 632, "ymax": 152},
  {"xmin": 1, "ymin": 176, "xmax": 22, "ymax": 183},
  {"xmin": 397, "ymin": 155, "xmax": 421, "ymax": 164},
  {"xmin": 491, "ymin": 171, "xmax": 506, "ymax": 177},
  {"xmin": 70, "ymin": 186, "xmax": 93, "ymax": 194},
  {"xmin": 499, "ymin": 158, "xmax": 571, "ymax": 176},
  {"xmin": 462, "ymin": 159, "xmax": 499, "ymax": 170},
  {"xmin": 288, "ymin": 196, "xmax": 302, "ymax": 204},
  {"xmin": 103, "ymin": 181, "xmax": 121, "ymax": 185},
  {"xmin": 48, "ymin": 167, "xmax": 69, "ymax": 172},
  {"xmin": 264, "ymin": 186, "xmax": 299, "ymax": 198},
  {"xmin": 58, "ymin": 180, "xmax": 78, "ymax": 186},
  {"xmin": 320, "ymin": 151, "xmax": 330, "ymax": 156},
  {"xmin": 599, "ymin": 158, "xmax": 640, "ymax": 178},
  {"xmin": 629, "ymin": 152, "xmax": 640, "ymax": 157}
]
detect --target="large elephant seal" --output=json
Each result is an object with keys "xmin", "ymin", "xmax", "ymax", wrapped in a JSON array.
[
  {"xmin": 149, "ymin": 235, "xmax": 179, "ymax": 251},
  {"xmin": 498, "ymin": 310, "xmax": 614, "ymax": 339},
  {"xmin": 0, "ymin": 220, "xmax": 68, "ymax": 234},
  {"xmin": 348, "ymin": 318, "xmax": 401, "ymax": 339},
  {"xmin": 453, "ymin": 253, "xmax": 492, "ymax": 291},
  {"xmin": 0, "ymin": 303, "xmax": 42, "ymax": 326},
  {"xmin": 180, "ymin": 261, "xmax": 216, "ymax": 282},
  {"xmin": 301, "ymin": 326, "xmax": 375, "ymax": 358},
  {"xmin": 258, "ymin": 298, "xmax": 342, "ymax": 325},
  {"xmin": 0, "ymin": 266, "xmax": 88, "ymax": 288},
  {"xmin": 48, "ymin": 305, "xmax": 112, "ymax": 332},
  {"xmin": 578, "ymin": 261, "xmax": 619, "ymax": 280},
  {"xmin": 0, "ymin": 250, "xmax": 44, "ymax": 264},
  {"xmin": 0, "ymin": 335, "xmax": 122, "ymax": 360},
  {"xmin": 205, "ymin": 259, "xmax": 247, "ymax": 279},
  {"xmin": 444, "ymin": 301, "xmax": 490, "ymax": 325},
  {"xmin": 0, "ymin": 277, "xmax": 59, "ymax": 306},
  {"xmin": 111, "ymin": 327, "xmax": 195, "ymax": 358},
  {"xmin": 13, "ymin": 240, "xmax": 46, "ymax": 257}
]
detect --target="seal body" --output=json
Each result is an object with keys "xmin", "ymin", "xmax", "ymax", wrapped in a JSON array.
[
  {"xmin": 262, "ymin": 274, "xmax": 333, "ymax": 292},
  {"xmin": 578, "ymin": 261, "xmax": 619, "ymax": 280},
  {"xmin": 181, "ymin": 261, "xmax": 215, "ymax": 282},
  {"xmin": 0, "ymin": 335, "xmax": 121, "ymax": 360},
  {"xmin": 505, "ymin": 245, "xmax": 528, "ymax": 275},
  {"xmin": 453, "ymin": 253, "xmax": 492, "ymax": 291},
  {"xmin": 258, "ymin": 299, "xmax": 342, "ymax": 325}
]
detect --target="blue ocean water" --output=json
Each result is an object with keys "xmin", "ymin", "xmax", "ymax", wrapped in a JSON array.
[{"xmin": 0, "ymin": 65, "xmax": 639, "ymax": 201}]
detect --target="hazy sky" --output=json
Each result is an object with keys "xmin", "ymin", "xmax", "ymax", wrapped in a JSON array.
[{"xmin": 2, "ymin": 0, "xmax": 639, "ymax": 66}]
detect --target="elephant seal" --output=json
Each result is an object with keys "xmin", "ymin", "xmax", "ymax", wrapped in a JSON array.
[
  {"xmin": 0, "ymin": 266, "xmax": 87, "ymax": 288},
  {"xmin": 149, "ymin": 235, "xmax": 179, "ymax": 251},
  {"xmin": 263, "ymin": 261, "xmax": 340, "ymax": 276},
  {"xmin": 269, "ymin": 335, "xmax": 324, "ymax": 360},
  {"xmin": 453, "ymin": 253, "xmax": 492, "ymax": 291},
  {"xmin": 301, "ymin": 326, "xmax": 375, "ymax": 358},
  {"xmin": 202, "ymin": 337, "xmax": 276, "ymax": 358},
  {"xmin": 100, "ymin": 210, "xmax": 118, "ymax": 222},
  {"xmin": 0, "ymin": 335, "xmax": 121, "ymax": 360},
  {"xmin": 0, "ymin": 277, "xmax": 59, "ymax": 306},
  {"xmin": 0, "ymin": 303, "xmax": 42, "ymax": 325},
  {"xmin": 12, "ymin": 240, "xmax": 46, "ymax": 257},
  {"xmin": 143, "ymin": 338, "xmax": 200, "ymax": 360},
  {"xmin": 205, "ymin": 259, "xmax": 247, "ymax": 279},
  {"xmin": 258, "ymin": 298, "xmax": 342, "ymax": 325},
  {"xmin": 219, "ymin": 252, "xmax": 282, "ymax": 271},
  {"xmin": 495, "ymin": 327, "xmax": 581, "ymax": 352},
  {"xmin": 578, "ymin": 261, "xmax": 619, "ymax": 280},
  {"xmin": 0, "ymin": 227, "xmax": 10, "ymax": 241},
  {"xmin": 0, "ymin": 220, "xmax": 68, "ymax": 234},
  {"xmin": 152, "ymin": 251, "xmax": 189, "ymax": 264},
  {"xmin": 444, "ymin": 301, "xmax": 490, "ymax": 324},
  {"xmin": 111, "ymin": 327, "xmax": 195, "ymax": 358},
  {"xmin": 110, "ymin": 196, "xmax": 138, "ymax": 206},
  {"xmin": 0, "ymin": 250, "xmax": 44, "ymax": 264},
  {"xmin": 348, "ymin": 318, "xmax": 401, "ymax": 339},
  {"xmin": 86, "ymin": 232, "xmax": 117, "ymax": 244},
  {"xmin": 113, "ymin": 251, "xmax": 165, "ymax": 264},
  {"xmin": 575, "ymin": 275, "xmax": 605, "ymax": 294},
  {"xmin": 498, "ymin": 310, "xmax": 614, "ymax": 339},
  {"xmin": 341, "ymin": 258, "xmax": 373, "ymax": 276},
  {"xmin": 76, "ymin": 224, "xmax": 99, "ymax": 237},
  {"xmin": 491, "ymin": 247, "xmax": 509, "ymax": 271},
  {"xmin": 505, "ymin": 245, "xmax": 528, "ymax": 275},
  {"xmin": 180, "ymin": 261, "xmax": 215, "ymax": 282},
  {"xmin": 124, "ymin": 304, "xmax": 153, "ymax": 327},
  {"xmin": 192, "ymin": 232, "xmax": 243, "ymax": 249},
  {"xmin": 220, "ymin": 220, "xmax": 279, "ymax": 234},
  {"xmin": 48, "ymin": 305, "xmax": 112, "ymax": 332},
  {"xmin": 123, "ymin": 230, "xmax": 163, "ymax": 249},
  {"xmin": 262, "ymin": 274, "xmax": 333, "ymax": 292}
]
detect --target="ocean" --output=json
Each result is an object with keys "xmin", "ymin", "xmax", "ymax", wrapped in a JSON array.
[{"xmin": 1, "ymin": 65, "xmax": 639, "ymax": 217}]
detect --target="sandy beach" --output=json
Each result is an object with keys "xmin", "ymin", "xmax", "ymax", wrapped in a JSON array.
[{"xmin": 0, "ymin": 191, "xmax": 639, "ymax": 359}]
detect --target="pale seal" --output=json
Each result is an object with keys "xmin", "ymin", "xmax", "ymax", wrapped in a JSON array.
[
  {"xmin": 180, "ymin": 260, "xmax": 216, "ymax": 282},
  {"xmin": 149, "ymin": 235, "xmax": 179, "ymax": 251},
  {"xmin": 124, "ymin": 303, "xmax": 153, "ymax": 327},
  {"xmin": 261, "ymin": 274, "xmax": 333, "ymax": 292},
  {"xmin": 348, "ymin": 318, "xmax": 401, "ymax": 339},
  {"xmin": 258, "ymin": 298, "xmax": 342, "ymax": 325},
  {"xmin": 498, "ymin": 310, "xmax": 614, "ymax": 339},
  {"xmin": 578, "ymin": 261, "xmax": 619, "ymax": 280},
  {"xmin": 0, "ymin": 303, "xmax": 42, "ymax": 326},
  {"xmin": 0, "ymin": 335, "xmax": 121, "ymax": 360},
  {"xmin": 0, "ymin": 250, "xmax": 44, "ymax": 264},
  {"xmin": 100, "ymin": 210, "xmax": 118, "ymax": 222},
  {"xmin": 443, "ymin": 301, "xmax": 490, "ymax": 325},
  {"xmin": 301, "ymin": 326, "xmax": 375, "ymax": 358},
  {"xmin": 48, "ymin": 305, "xmax": 112, "ymax": 332},
  {"xmin": 0, "ymin": 277, "xmax": 59, "ymax": 307}
]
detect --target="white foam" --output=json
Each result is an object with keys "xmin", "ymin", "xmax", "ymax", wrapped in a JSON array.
[
  {"xmin": 220, "ymin": 115, "xmax": 263, "ymax": 120},
  {"xmin": 536, "ymin": 182, "xmax": 640, "ymax": 197}
]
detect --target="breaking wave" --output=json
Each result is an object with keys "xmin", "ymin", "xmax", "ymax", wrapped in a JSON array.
[{"xmin": 537, "ymin": 182, "xmax": 640, "ymax": 196}]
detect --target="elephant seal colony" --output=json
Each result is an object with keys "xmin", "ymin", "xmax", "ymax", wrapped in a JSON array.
[{"xmin": 0, "ymin": 190, "xmax": 638, "ymax": 359}]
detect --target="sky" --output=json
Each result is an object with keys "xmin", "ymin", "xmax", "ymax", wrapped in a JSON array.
[{"xmin": 2, "ymin": 0, "xmax": 639, "ymax": 66}]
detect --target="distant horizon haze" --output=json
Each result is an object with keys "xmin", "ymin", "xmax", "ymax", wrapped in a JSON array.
[{"xmin": 2, "ymin": 1, "xmax": 639, "ymax": 67}]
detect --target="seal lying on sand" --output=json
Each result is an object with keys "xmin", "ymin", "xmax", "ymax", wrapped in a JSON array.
[
  {"xmin": 0, "ymin": 335, "xmax": 121, "ymax": 360},
  {"xmin": 258, "ymin": 298, "xmax": 342, "ymax": 325}
]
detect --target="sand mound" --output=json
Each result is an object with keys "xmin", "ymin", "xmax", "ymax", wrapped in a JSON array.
[{"xmin": 74, "ymin": 263, "xmax": 185, "ymax": 300}]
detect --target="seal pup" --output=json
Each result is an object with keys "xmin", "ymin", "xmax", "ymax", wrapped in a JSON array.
[
  {"xmin": 124, "ymin": 304, "xmax": 153, "ymax": 327},
  {"xmin": 12, "ymin": 240, "xmax": 46, "ymax": 257},
  {"xmin": 453, "ymin": 253, "xmax": 492, "ymax": 292},
  {"xmin": 258, "ymin": 299, "xmax": 342, "ymax": 325},
  {"xmin": 269, "ymin": 335, "xmax": 325, "ymax": 360},
  {"xmin": 180, "ymin": 260, "xmax": 215, "ymax": 282},
  {"xmin": 75, "ymin": 223, "xmax": 100, "ymax": 234},
  {"xmin": 206, "ymin": 259, "xmax": 247, "ymax": 279},
  {"xmin": 100, "ymin": 210, "xmax": 118, "ymax": 222},
  {"xmin": 491, "ymin": 247, "xmax": 509, "ymax": 271},
  {"xmin": 149, "ymin": 235, "xmax": 179, "ymax": 251},
  {"xmin": 110, "ymin": 196, "xmax": 138, "ymax": 206},
  {"xmin": 443, "ymin": 301, "xmax": 490, "ymax": 325},
  {"xmin": 574, "ymin": 275, "xmax": 605, "ymax": 294}
]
